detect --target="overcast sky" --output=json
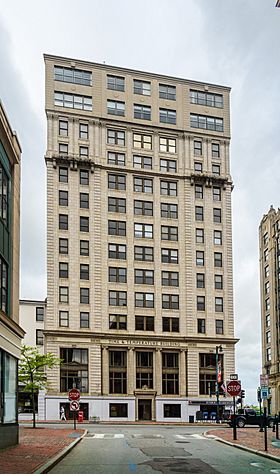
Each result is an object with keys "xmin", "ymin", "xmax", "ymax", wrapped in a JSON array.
[{"xmin": 0, "ymin": 0, "xmax": 279, "ymax": 404}]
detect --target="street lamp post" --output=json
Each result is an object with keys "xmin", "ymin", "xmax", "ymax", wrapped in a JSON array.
[{"xmin": 216, "ymin": 345, "xmax": 223, "ymax": 423}]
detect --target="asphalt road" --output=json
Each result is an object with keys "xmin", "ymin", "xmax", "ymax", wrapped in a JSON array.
[{"xmin": 49, "ymin": 425, "xmax": 280, "ymax": 474}]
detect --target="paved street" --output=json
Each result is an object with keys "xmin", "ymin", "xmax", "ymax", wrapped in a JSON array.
[{"xmin": 49, "ymin": 425, "xmax": 280, "ymax": 474}]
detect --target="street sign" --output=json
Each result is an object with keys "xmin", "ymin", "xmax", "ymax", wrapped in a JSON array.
[
  {"xmin": 261, "ymin": 387, "xmax": 269, "ymax": 400},
  {"xmin": 230, "ymin": 374, "xmax": 238, "ymax": 381},
  {"xmin": 70, "ymin": 400, "xmax": 80, "ymax": 411},
  {"xmin": 68, "ymin": 388, "xmax": 80, "ymax": 401},
  {"xmin": 260, "ymin": 375, "xmax": 269, "ymax": 387},
  {"xmin": 226, "ymin": 380, "xmax": 241, "ymax": 397}
]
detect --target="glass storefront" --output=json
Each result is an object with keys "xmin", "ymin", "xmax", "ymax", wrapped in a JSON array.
[{"xmin": 0, "ymin": 349, "xmax": 17, "ymax": 424}]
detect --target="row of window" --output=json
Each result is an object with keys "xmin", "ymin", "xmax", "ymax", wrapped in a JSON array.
[{"xmin": 54, "ymin": 67, "xmax": 224, "ymax": 109}]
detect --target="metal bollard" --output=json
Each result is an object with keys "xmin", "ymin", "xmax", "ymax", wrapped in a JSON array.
[
  {"xmin": 276, "ymin": 414, "xmax": 279, "ymax": 440},
  {"xmin": 272, "ymin": 415, "xmax": 276, "ymax": 433}
]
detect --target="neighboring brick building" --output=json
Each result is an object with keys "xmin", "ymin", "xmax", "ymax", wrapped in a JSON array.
[
  {"xmin": 0, "ymin": 100, "xmax": 24, "ymax": 447},
  {"xmin": 44, "ymin": 54, "xmax": 237, "ymax": 422}
]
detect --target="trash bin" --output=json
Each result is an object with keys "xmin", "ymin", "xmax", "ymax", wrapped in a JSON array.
[{"xmin": 78, "ymin": 410, "xmax": 84, "ymax": 423}]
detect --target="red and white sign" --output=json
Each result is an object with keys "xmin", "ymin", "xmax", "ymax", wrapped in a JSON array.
[
  {"xmin": 70, "ymin": 400, "xmax": 80, "ymax": 411},
  {"xmin": 68, "ymin": 388, "xmax": 80, "ymax": 401},
  {"xmin": 226, "ymin": 380, "xmax": 241, "ymax": 397},
  {"xmin": 260, "ymin": 374, "xmax": 269, "ymax": 387}
]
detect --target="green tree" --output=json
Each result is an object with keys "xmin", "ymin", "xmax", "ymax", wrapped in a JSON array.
[{"xmin": 18, "ymin": 345, "xmax": 61, "ymax": 428}]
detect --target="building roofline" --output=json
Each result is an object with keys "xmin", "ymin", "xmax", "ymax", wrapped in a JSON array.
[
  {"xmin": 43, "ymin": 53, "xmax": 231, "ymax": 92},
  {"xmin": 0, "ymin": 99, "xmax": 22, "ymax": 157},
  {"xmin": 20, "ymin": 298, "xmax": 47, "ymax": 305}
]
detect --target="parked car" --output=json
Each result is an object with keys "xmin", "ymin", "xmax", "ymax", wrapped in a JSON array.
[{"xmin": 228, "ymin": 408, "xmax": 275, "ymax": 428}]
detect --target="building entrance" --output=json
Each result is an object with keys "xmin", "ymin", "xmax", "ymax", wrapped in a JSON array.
[{"xmin": 138, "ymin": 399, "xmax": 152, "ymax": 421}]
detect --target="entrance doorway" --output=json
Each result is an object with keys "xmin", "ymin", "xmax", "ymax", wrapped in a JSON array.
[{"xmin": 138, "ymin": 399, "xmax": 152, "ymax": 421}]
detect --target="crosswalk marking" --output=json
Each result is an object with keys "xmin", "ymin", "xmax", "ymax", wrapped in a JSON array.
[
  {"xmin": 85, "ymin": 433, "xmax": 125, "ymax": 439},
  {"xmin": 85, "ymin": 432, "xmax": 206, "ymax": 441},
  {"xmin": 175, "ymin": 434, "xmax": 205, "ymax": 440}
]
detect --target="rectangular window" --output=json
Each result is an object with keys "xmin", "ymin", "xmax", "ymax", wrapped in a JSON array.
[
  {"xmin": 80, "ymin": 264, "xmax": 89, "ymax": 280},
  {"xmin": 134, "ymin": 200, "xmax": 153, "ymax": 216},
  {"xmin": 107, "ymin": 75, "xmax": 125, "ymax": 91},
  {"xmin": 59, "ymin": 310, "xmax": 69, "ymax": 327},
  {"xmin": 80, "ymin": 312, "xmax": 89, "ymax": 328},
  {"xmin": 213, "ymin": 208, "xmax": 222, "ymax": 223},
  {"xmin": 215, "ymin": 297, "xmax": 223, "ymax": 312},
  {"xmin": 162, "ymin": 294, "xmax": 179, "ymax": 309},
  {"xmin": 212, "ymin": 142, "xmax": 220, "ymax": 157},
  {"xmin": 135, "ymin": 292, "xmax": 154, "ymax": 308},
  {"xmin": 109, "ymin": 291, "xmax": 127, "ymax": 306},
  {"xmin": 59, "ymin": 214, "xmax": 68, "ymax": 230},
  {"xmin": 109, "ymin": 267, "xmax": 127, "ymax": 283},
  {"xmin": 162, "ymin": 317, "xmax": 179, "ymax": 332},
  {"xmin": 197, "ymin": 318, "xmax": 205, "ymax": 334},
  {"xmin": 108, "ymin": 197, "xmax": 126, "ymax": 213},
  {"xmin": 134, "ymin": 104, "xmax": 151, "ymax": 120},
  {"xmin": 80, "ymin": 169, "xmax": 89, "ymax": 185},
  {"xmin": 80, "ymin": 240, "xmax": 89, "ymax": 256},
  {"xmin": 195, "ymin": 206, "xmax": 204, "ymax": 221},
  {"xmin": 59, "ymin": 262, "xmax": 68, "ymax": 279},
  {"xmin": 107, "ymin": 129, "xmax": 125, "ymax": 146},
  {"xmin": 109, "ymin": 403, "xmax": 128, "ymax": 417},
  {"xmin": 160, "ymin": 180, "xmax": 177, "ymax": 196},
  {"xmin": 54, "ymin": 66, "xmax": 92, "ymax": 86},
  {"xmin": 162, "ymin": 352, "xmax": 179, "ymax": 395},
  {"xmin": 59, "ymin": 143, "xmax": 68, "ymax": 155},
  {"xmin": 54, "ymin": 91, "xmax": 92, "ymax": 110},
  {"xmin": 164, "ymin": 404, "xmax": 181, "ymax": 418},
  {"xmin": 266, "ymin": 331, "xmax": 271, "ymax": 344},
  {"xmin": 263, "ymin": 232, "xmax": 268, "ymax": 246},
  {"xmin": 108, "ymin": 173, "xmax": 126, "ymax": 190},
  {"xmin": 196, "ymin": 273, "xmax": 205, "ymax": 288},
  {"xmin": 59, "ymin": 238, "xmax": 68, "ymax": 254},
  {"xmin": 159, "ymin": 108, "xmax": 176, "ymax": 124},
  {"xmin": 36, "ymin": 307, "xmax": 44, "ymax": 322},
  {"xmin": 162, "ymin": 271, "xmax": 179, "ymax": 287},
  {"xmin": 107, "ymin": 100, "xmax": 125, "ymax": 116},
  {"xmin": 266, "ymin": 347, "xmax": 271, "ymax": 362},
  {"xmin": 133, "ymin": 133, "xmax": 152, "ymax": 150},
  {"xmin": 264, "ymin": 266, "xmax": 269, "ymax": 278},
  {"xmin": 214, "ymin": 274, "xmax": 223, "ymax": 290},
  {"xmin": 36, "ymin": 329, "xmax": 44, "ymax": 345},
  {"xmin": 160, "ymin": 159, "xmax": 177, "ymax": 173},
  {"xmin": 79, "ymin": 123, "xmax": 88, "ymax": 139},
  {"xmin": 59, "ymin": 167, "xmax": 68, "ymax": 183},
  {"xmin": 80, "ymin": 216, "xmax": 89, "ymax": 232},
  {"xmin": 109, "ymin": 314, "xmax": 127, "ymax": 330},
  {"xmin": 109, "ymin": 243, "xmax": 126, "ymax": 260},
  {"xmin": 264, "ymin": 249, "xmax": 268, "ymax": 262},
  {"xmin": 213, "ymin": 187, "xmax": 221, "ymax": 201},
  {"xmin": 161, "ymin": 203, "xmax": 178, "ymax": 219},
  {"xmin": 214, "ymin": 230, "xmax": 222, "ymax": 245},
  {"xmin": 59, "ymin": 190, "xmax": 68, "ymax": 206},
  {"xmin": 80, "ymin": 193, "xmax": 89, "ymax": 209},
  {"xmin": 134, "ymin": 246, "xmax": 153, "ymax": 262},
  {"xmin": 196, "ymin": 228, "xmax": 204, "ymax": 244},
  {"xmin": 266, "ymin": 314, "xmax": 270, "ymax": 328},
  {"xmin": 135, "ymin": 269, "xmax": 154, "ymax": 285},
  {"xmin": 197, "ymin": 295, "xmax": 205, "ymax": 311},
  {"xmin": 214, "ymin": 252, "xmax": 223, "ymax": 267},
  {"xmin": 108, "ymin": 152, "xmax": 125, "ymax": 166},
  {"xmin": 79, "ymin": 146, "xmax": 88, "ymax": 157},
  {"xmin": 108, "ymin": 220, "xmax": 126, "ymax": 236},
  {"xmin": 133, "ymin": 79, "xmax": 151, "ymax": 96},
  {"xmin": 196, "ymin": 250, "xmax": 204, "ymax": 266},
  {"xmin": 195, "ymin": 184, "xmax": 203, "ymax": 199},
  {"xmin": 190, "ymin": 114, "xmax": 223, "ymax": 132},
  {"xmin": 265, "ymin": 298, "xmax": 270, "ymax": 311},
  {"xmin": 136, "ymin": 352, "xmax": 153, "ymax": 389},
  {"xmin": 133, "ymin": 155, "xmax": 152, "ymax": 169},
  {"xmin": 161, "ymin": 248, "xmax": 178, "ymax": 264},
  {"xmin": 161, "ymin": 225, "xmax": 178, "ymax": 241},
  {"xmin": 195, "ymin": 162, "xmax": 203, "ymax": 172},
  {"xmin": 109, "ymin": 350, "xmax": 127, "ymax": 394},
  {"xmin": 199, "ymin": 353, "xmax": 223, "ymax": 396},
  {"xmin": 59, "ymin": 120, "xmax": 68, "ymax": 136},
  {"xmin": 159, "ymin": 84, "xmax": 176, "ymax": 100},
  {"xmin": 159, "ymin": 137, "xmax": 176, "ymax": 153},
  {"xmin": 134, "ymin": 223, "xmax": 153, "ymax": 239},
  {"xmin": 194, "ymin": 140, "xmax": 202, "ymax": 155},
  {"xmin": 80, "ymin": 288, "xmax": 89, "ymax": 304},
  {"xmin": 60, "ymin": 348, "xmax": 88, "ymax": 393},
  {"xmin": 212, "ymin": 164, "xmax": 220, "ymax": 175},
  {"xmin": 134, "ymin": 177, "xmax": 153, "ymax": 193},
  {"xmin": 190, "ymin": 90, "xmax": 223, "ymax": 108},
  {"xmin": 59, "ymin": 286, "xmax": 68, "ymax": 303},
  {"xmin": 215, "ymin": 319, "xmax": 224, "ymax": 334},
  {"xmin": 135, "ymin": 315, "xmax": 154, "ymax": 331}
]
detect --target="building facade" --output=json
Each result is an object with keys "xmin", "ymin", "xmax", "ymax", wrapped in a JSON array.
[
  {"xmin": 44, "ymin": 54, "xmax": 237, "ymax": 422},
  {"xmin": 259, "ymin": 206, "xmax": 280, "ymax": 413},
  {"xmin": 0, "ymin": 101, "xmax": 24, "ymax": 447}
]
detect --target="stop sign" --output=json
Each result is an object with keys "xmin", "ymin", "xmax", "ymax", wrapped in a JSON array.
[
  {"xmin": 227, "ymin": 380, "xmax": 241, "ymax": 397},
  {"xmin": 68, "ymin": 388, "xmax": 80, "ymax": 401}
]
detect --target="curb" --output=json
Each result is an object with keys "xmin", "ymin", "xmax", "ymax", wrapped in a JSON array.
[
  {"xmin": 204, "ymin": 432, "xmax": 280, "ymax": 464},
  {"xmin": 34, "ymin": 429, "xmax": 88, "ymax": 474}
]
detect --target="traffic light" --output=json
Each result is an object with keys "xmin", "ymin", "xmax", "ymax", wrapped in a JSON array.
[
  {"xmin": 236, "ymin": 397, "xmax": 242, "ymax": 404},
  {"xmin": 241, "ymin": 389, "xmax": 245, "ymax": 399}
]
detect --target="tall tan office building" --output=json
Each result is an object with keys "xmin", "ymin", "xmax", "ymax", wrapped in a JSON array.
[
  {"xmin": 259, "ymin": 206, "xmax": 280, "ymax": 414},
  {"xmin": 44, "ymin": 54, "xmax": 237, "ymax": 422}
]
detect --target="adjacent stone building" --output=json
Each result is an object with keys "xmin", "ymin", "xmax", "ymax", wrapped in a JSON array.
[
  {"xmin": 44, "ymin": 54, "xmax": 237, "ymax": 422},
  {"xmin": 0, "ymin": 100, "xmax": 24, "ymax": 447},
  {"xmin": 259, "ymin": 206, "xmax": 280, "ymax": 413}
]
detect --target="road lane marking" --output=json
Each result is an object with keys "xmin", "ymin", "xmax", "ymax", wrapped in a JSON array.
[
  {"xmin": 85, "ymin": 433, "xmax": 125, "ymax": 439},
  {"xmin": 175, "ymin": 434, "xmax": 205, "ymax": 440}
]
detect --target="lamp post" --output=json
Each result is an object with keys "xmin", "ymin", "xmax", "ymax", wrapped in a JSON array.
[{"xmin": 215, "ymin": 345, "xmax": 223, "ymax": 423}]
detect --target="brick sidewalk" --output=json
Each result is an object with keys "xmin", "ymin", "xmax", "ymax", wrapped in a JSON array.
[
  {"xmin": 207, "ymin": 427, "xmax": 280, "ymax": 458},
  {"xmin": 0, "ymin": 427, "xmax": 85, "ymax": 474}
]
